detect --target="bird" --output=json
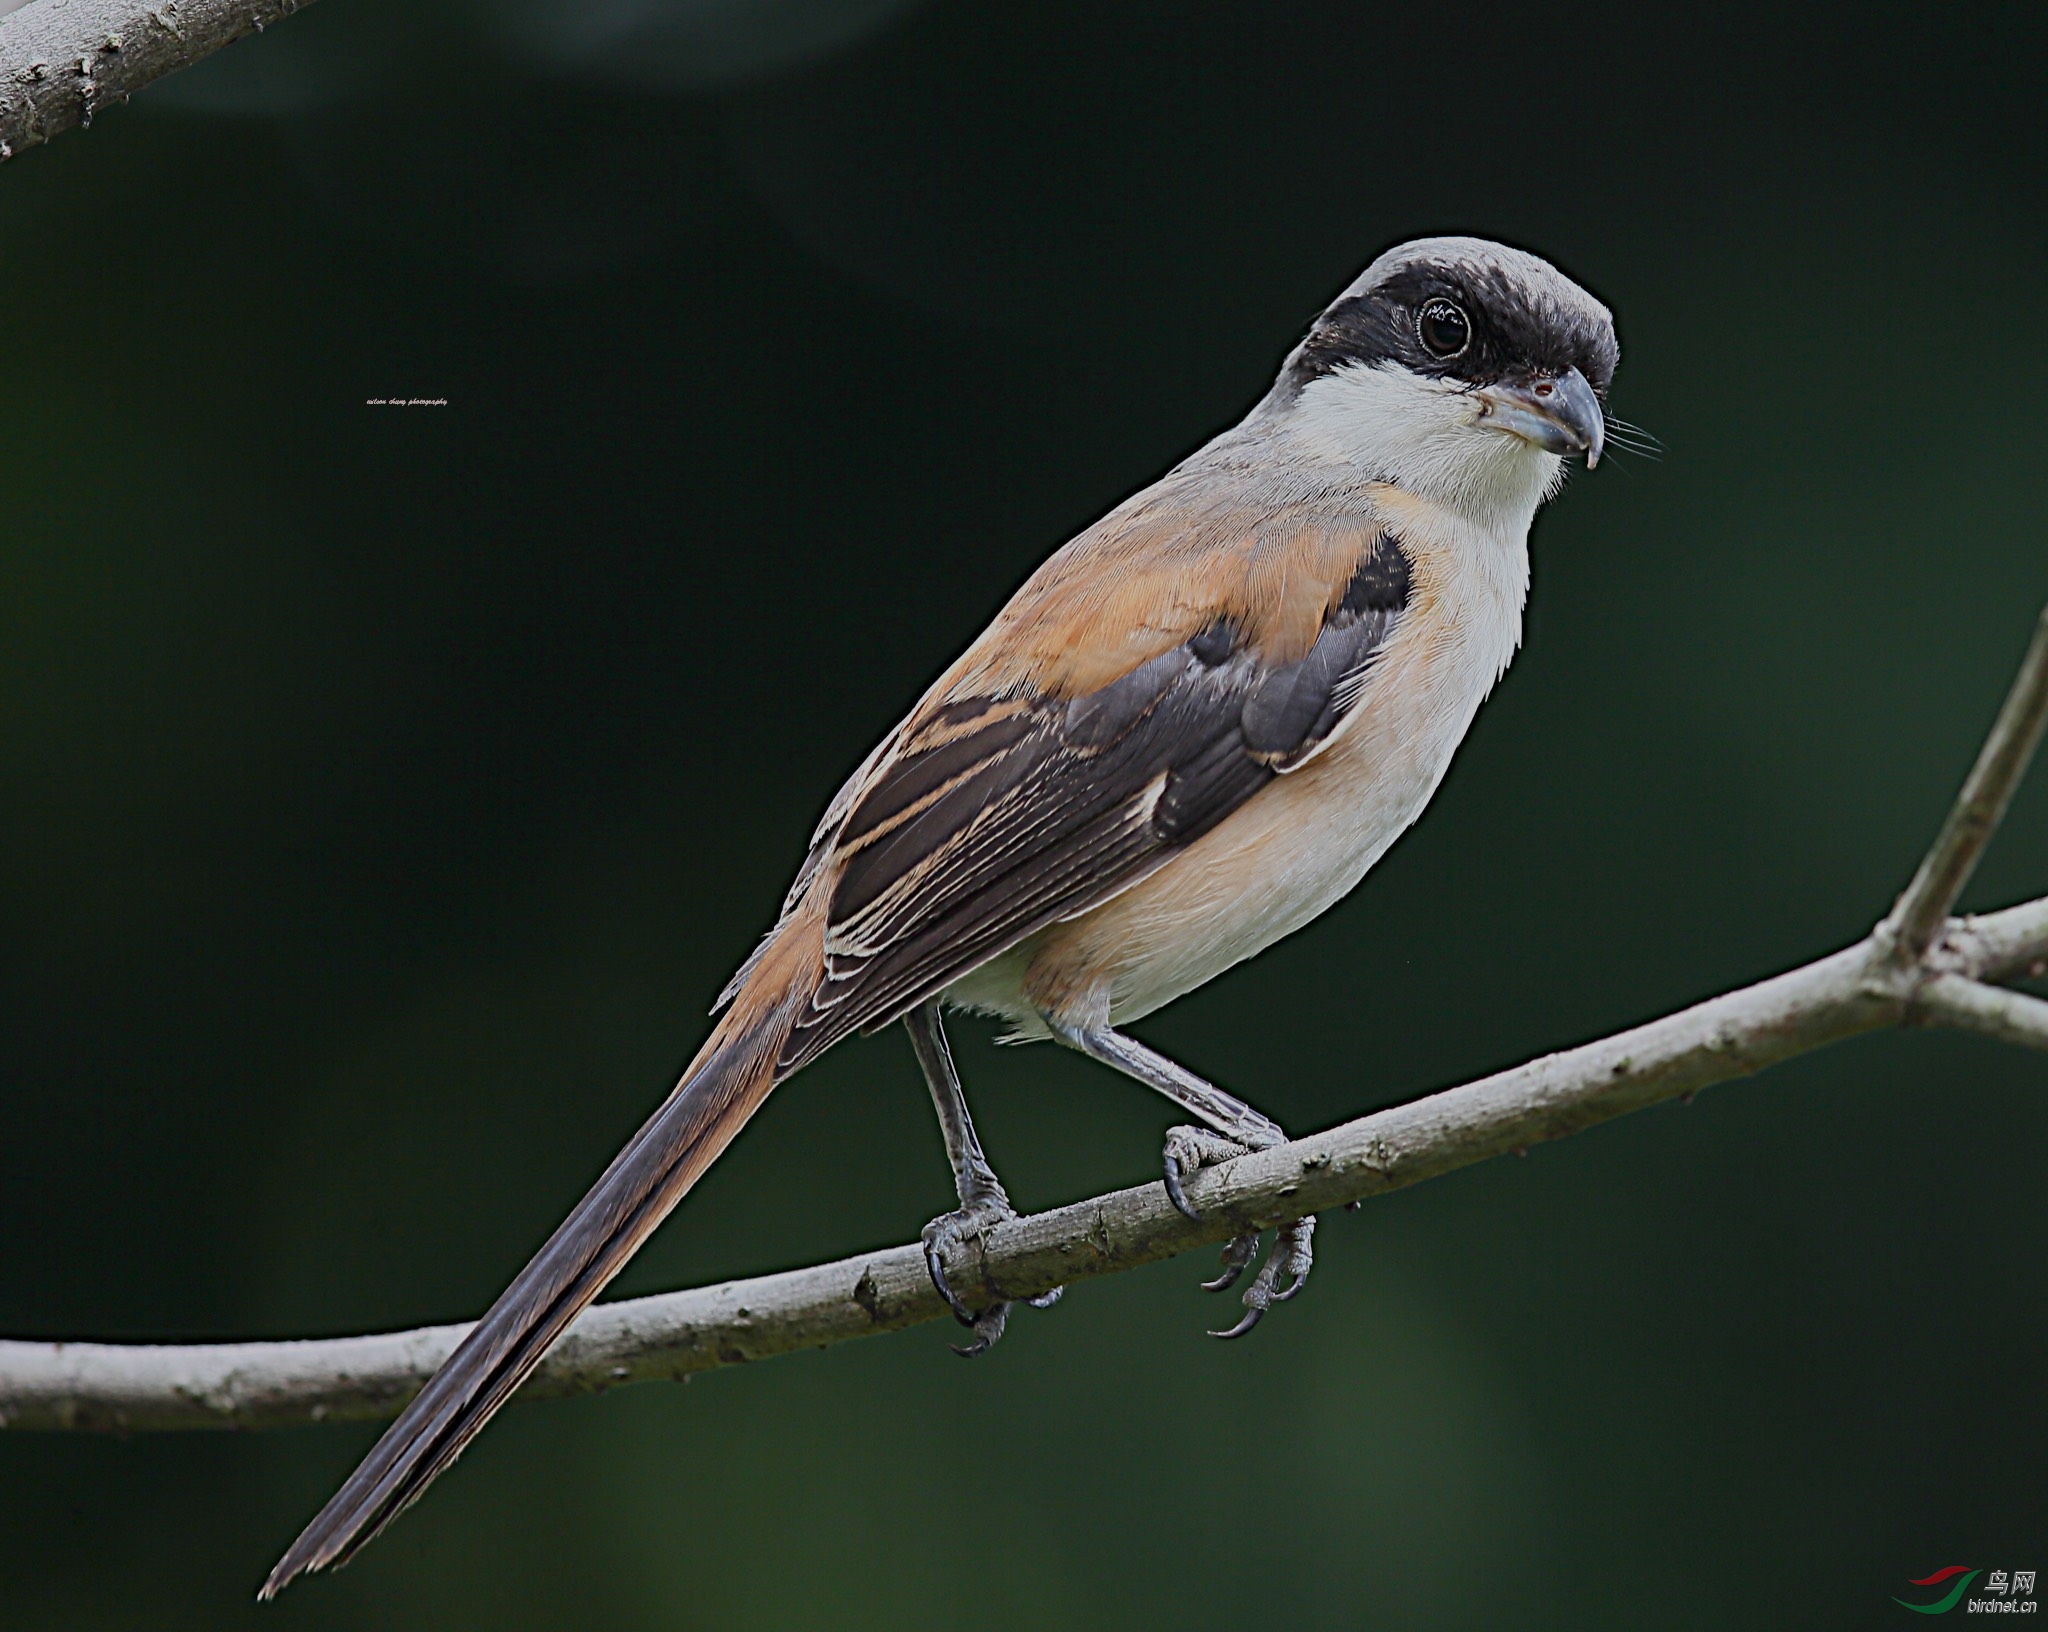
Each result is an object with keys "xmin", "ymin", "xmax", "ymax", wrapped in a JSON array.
[{"xmin": 261, "ymin": 234, "xmax": 1617, "ymax": 1597}]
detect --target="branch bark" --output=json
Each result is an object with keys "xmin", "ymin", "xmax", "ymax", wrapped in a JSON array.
[
  {"xmin": 0, "ymin": 0, "xmax": 316, "ymax": 160},
  {"xmin": 1911, "ymin": 971, "xmax": 2048, "ymax": 1053},
  {"xmin": 5, "ymin": 607, "xmax": 2045, "ymax": 1435}
]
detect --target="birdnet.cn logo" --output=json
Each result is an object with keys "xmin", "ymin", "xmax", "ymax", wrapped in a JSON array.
[{"xmin": 1894, "ymin": 1567, "xmax": 2038, "ymax": 1615}]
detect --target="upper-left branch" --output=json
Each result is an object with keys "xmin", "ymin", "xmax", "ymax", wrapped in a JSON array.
[{"xmin": 0, "ymin": 0, "xmax": 318, "ymax": 159}]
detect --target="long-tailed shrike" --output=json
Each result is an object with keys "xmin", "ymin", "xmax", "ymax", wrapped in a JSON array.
[{"xmin": 265, "ymin": 235, "xmax": 1617, "ymax": 1594}]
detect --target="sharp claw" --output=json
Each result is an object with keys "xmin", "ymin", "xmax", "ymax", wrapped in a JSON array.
[
  {"xmin": 1201, "ymin": 1216, "xmax": 1318, "ymax": 1335},
  {"xmin": 1164, "ymin": 1128, "xmax": 1255, "ymax": 1223},
  {"xmin": 1200, "ymin": 1232, "xmax": 1259, "ymax": 1292},
  {"xmin": 924, "ymin": 1241, "xmax": 979, "ymax": 1328},
  {"xmin": 1269, "ymin": 1218, "xmax": 1315, "ymax": 1302},
  {"xmin": 951, "ymin": 1302, "xmax": 1010, "ymax": 1357},
  {"xmin": 1209, "ymin": 1305, "xmax": 1266, "ymax": 1340},
  {"xmin": 922, "ymin": 1201, "xmax": 1063, "ymax": 1354},
  {"xmin": 1277, "ymin": 1228, "xmax": 1310, "ymax": 1302}
]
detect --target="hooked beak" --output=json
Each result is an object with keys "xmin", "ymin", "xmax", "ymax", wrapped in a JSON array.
[{"xmin": 1476, "ymin": 365, "xmax": 1606, "ymax": 468}]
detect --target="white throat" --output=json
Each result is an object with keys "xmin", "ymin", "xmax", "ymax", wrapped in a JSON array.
[{"xmin": 1278, "ymin": 361, "xmax": 1566, "ymax": 543}]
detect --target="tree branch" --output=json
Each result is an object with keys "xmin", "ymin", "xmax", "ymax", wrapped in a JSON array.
[
  {"xmin": 0, "ymin": 0, "xmax": 317, "ymax": 160},
  {"xmin": 1943, "ymin": 897, "xmax": 2048, "ymax": 984},
  {"xmin": 4, "ymin": 604, "xmax": 2045, "ymax": 1434},
  {"xmin": 1911, "ymin": 972, "xmax": 2048, "ymax": 1054},
  {"xmin": 1884, "ymin": 605, "xmax": 2048, "ymax": 958}
]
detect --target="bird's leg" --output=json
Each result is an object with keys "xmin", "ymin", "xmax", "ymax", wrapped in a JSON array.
[
  {"xmin": 1043, "ymin": 1017, "xmax": 1315, "ymax": 1339},
  {"xmin": 906, "ymin": 1002, "xmax": 1062, "ymax": 1358}
]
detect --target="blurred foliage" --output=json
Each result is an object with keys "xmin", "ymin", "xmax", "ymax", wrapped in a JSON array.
[{"xmin": 2, "ymin": 1, "xmax": 2044, "ymax": 1627}]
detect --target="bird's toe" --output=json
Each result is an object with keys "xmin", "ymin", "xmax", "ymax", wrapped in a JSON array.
[
  {"xmin": 919, "ymin": 1195, "xmax": 1062, "ymax": 1356},
  {"xmin": 1209, "ymin": 1215, "xmax": 1316, "ymax": 1340}
]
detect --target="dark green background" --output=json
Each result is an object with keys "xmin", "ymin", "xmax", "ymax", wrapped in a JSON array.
[{"xmin": 3, "ymin": 3, "xmax": 2044, "ymax": 1626}]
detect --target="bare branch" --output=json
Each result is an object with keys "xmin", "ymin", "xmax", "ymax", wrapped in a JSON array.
[
  {"xmin": 3, "ymin": 603, "xmax": 2044, "ymax": 1436},
  {"xmin": 1911, "ymin": 972, "xmax": 2048, "ymax": 1054},
  {"xmin": 1885, "ymin": 606, "xmax": 2048, "ymax": 958},
  {"xmin": 0, "ymin": 0, "xmax": 317, "ymax": 160},
  {"xmin": 1944, "ymin": 897, "xmax": 2048, "ymax": 985},
  {"xmin": 0, "ymin": 929, "xmax": 1991, "ymax": 1434}
]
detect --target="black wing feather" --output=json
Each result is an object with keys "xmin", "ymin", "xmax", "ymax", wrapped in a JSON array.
[{"xmin": 783, "ymin": 536, "xmax": 1411, "ymax": 1064}]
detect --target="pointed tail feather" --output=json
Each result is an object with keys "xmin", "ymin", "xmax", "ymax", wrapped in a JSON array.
[{"xmin": 260, "ymin": 942, "xmax": 817, "ymax": 1598}]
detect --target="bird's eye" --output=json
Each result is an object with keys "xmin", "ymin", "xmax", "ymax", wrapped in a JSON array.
[{"xmin": 1417, "ymin": 299, "xmax": 1471, "ymax": 359}]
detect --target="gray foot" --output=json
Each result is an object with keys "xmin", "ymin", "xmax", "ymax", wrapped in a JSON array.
[
  {"xmin": 1160, "ymin": 1124, "xmax": 1316, "ymax": 1339},
  {"xmin": 920, "ymin": 1196, "xmax": 1064, "ymax": 1359},
  {"xmin": 1208, "ymin": 1216, "xmax": 1315, "ymax": 1339}
]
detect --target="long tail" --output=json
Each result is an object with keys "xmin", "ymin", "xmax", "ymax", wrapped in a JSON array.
[{"xmin": 260, "ymin": 923, "xmax": 821, "ymax": 1598}]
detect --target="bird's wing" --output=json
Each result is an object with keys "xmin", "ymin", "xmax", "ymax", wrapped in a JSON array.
[{"xmin": 779, "ymin": 507, "xmax": 1412, "ymax": 1067}]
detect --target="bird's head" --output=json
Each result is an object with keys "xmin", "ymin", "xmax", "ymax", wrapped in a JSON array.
[{"xmin": 1271, "ymin": 236, "xmax": 1618, "ymax": 527}]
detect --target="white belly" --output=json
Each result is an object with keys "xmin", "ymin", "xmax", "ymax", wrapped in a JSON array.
[{"xmin": 946, "ymin": 491, "xmax": 1529, "ymax": 1035}]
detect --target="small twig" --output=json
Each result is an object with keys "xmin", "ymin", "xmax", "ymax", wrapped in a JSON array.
[
  {"xmin": 1912, "ymin": 972, "xmax": 2048, "ymax": 1054},
  {"xmin": 3, "ymin": 601, "xmax": 2044, "ymax": 1435},
  {"xmin": 1886, "ymin": 606, "xmax": 2048, "ymax": 959},
  {"xmin": 0, "ymin": 0, "xmax": 318, "ymax": 160}
]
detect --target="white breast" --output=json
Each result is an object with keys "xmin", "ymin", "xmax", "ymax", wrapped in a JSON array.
[
  {"xmin": 945, "ymin": 490, "xmax": 1535, "ymax": 1036},
  {"xmin": 945, "ymin": 362, "xmax": 1559, "ymax": 1036}
]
